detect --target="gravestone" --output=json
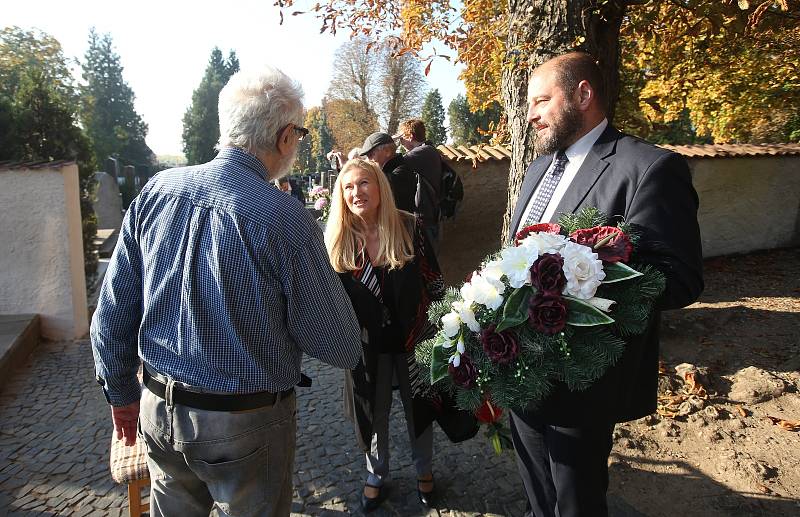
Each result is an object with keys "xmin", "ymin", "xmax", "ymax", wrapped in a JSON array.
[
  {"xmin": 93, "ymin": 171, "xmax": 123, "ymax": 230},
  {"xmin": 104, "ymin": 157, "xmax": 119, "ymax": 178},
  {"xmin": 120, "ymin": 165, "xmax": 137, "ymax": 208},
  {"xmin": 122, "ymin": 165, "xmax": 136, "ymax": 189}
]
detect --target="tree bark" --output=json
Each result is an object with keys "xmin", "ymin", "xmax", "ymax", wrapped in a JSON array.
[{"xmin": 500, "ymin": 0, "xmax": 625, "ymax": 243}]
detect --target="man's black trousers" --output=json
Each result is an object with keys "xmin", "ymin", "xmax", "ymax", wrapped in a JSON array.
[{"xmin": 510, "ymin": 410, "xmax": 615, "ymax": 517}]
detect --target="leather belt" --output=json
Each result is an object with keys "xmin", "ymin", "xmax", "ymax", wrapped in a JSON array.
[{"xmin": 142, "ymin": 365, "xmax": 294, "ymax": 412}]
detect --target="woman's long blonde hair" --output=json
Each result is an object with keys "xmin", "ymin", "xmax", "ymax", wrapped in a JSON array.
[{"xmin": 325, "ymin": 158, "xmax": 415, "ymax": 272}]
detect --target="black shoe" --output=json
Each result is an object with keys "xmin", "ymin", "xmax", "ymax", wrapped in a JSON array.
[
  {"xmin": 361, "ymin": 483, "xmax": 383, "ymax": 513},
  {"xmin": 417, "ymin": 477, "xmax": 436, "ymax": 508}
]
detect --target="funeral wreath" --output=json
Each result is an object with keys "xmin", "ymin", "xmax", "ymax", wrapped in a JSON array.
[{"xmin": 416, "ymin": 208, "xmax": 666, "ymax": 452}]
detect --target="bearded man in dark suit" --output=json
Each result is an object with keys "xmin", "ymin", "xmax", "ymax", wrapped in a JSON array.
[{"xmin": 509, "ymin": 52, "xmax": 704, "ymax": 517}]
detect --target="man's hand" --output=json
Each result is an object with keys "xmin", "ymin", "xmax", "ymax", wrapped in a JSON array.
[{"xmin": 111, "ymin": 401, "xmax": 140, "ymax": 446}]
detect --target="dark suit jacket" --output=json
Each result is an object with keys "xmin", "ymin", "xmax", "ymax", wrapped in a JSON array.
[
  {"xmin": 383, "ymin": 154, "xmax": 417, "ymax": 213},
  {"xmin": 511, "ymin": 125, "xmax": 704, "ymax": 425}
]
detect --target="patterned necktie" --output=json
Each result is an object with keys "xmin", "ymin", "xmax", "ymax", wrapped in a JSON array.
[{"xmin": 523, "ymin": 151, "xmax": 569, "ymax": 226}]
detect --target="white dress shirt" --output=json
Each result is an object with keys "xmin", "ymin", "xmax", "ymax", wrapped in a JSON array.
[{"xmin": 518, "ymin": 118, "xmax": 609, "ymax": 233}]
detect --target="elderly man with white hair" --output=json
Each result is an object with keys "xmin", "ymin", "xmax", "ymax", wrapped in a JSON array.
[{"xmin": 90, "ymin": 66, "xmax": 362, "ymax": 516}]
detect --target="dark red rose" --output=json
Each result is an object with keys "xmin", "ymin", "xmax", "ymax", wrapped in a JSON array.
[
  {"xmin": 480, "ymin": 324, "xmax": 520, "ymax": 365},
  {"xmin": 448, "ymin": 353, "xmax": 478, "ymax": 389},
  {"xmin": 514, "ymin": 223, "xmax": 562, "ymax": 246},
  {"xmin": 475, "ymin": 398, "xmax": 504, "ymax": 423},
  {"xmin": 528, "ymin": 293, "xmax": 568, "ymax": 334},
  {"xmin": 569, "ymin": 226, "xmax": 632, "ymax": 263},
  {"xmin": 530, "ymin": 253, "xmax": 566, "ymax": 295}
]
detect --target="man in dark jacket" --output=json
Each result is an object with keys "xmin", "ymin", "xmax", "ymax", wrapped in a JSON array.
[
  {"xmin": 360, "ymin": 132, "xmax": 417, "ymax": 213},
  {"xmin": 397, "ymin": 119, "xmax": 443, "ymax": 252},
  {"xmin": 510, "ymin": 52, "xmax": 704, "ymax": 517}
]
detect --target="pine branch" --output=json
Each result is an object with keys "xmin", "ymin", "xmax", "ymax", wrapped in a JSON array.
[
  {"xmin": 616, "ymin": 220, "xmax": 641, "ymax": 247},
  {"xmin": 415, "ymin": 338, "xmax": 435, "ymax": 367},
  {"xmin": 428, "ymin": 288, "xmax": 459, "ymax": 323},
  {"xmin": 455, "ymin": 386, "xmax": 483, "ymax": 411},
  {"xmin": 558, "ymin": 329, "xmax": 625, "ymax": 391},
  {"xmin": 558, "ymin": 207, "xmax": 609, "ymax": 234}
]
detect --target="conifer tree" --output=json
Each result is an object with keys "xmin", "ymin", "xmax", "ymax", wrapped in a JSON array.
[
  {"xmin": 420, "ymin": 89, "xmax": 446, "ymax": 146},
  {"xmin": 447, "ymin": 94, "xmax": 501, "ymax": 146},
  {"xmin": 81, "ymin": 29, "xmax": 153, "ymax": 170},
  {"xmin": 182, "ymin": 48, "xmax": 239, "ymax": 165}
]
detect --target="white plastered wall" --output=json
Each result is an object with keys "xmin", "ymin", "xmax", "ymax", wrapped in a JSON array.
[
  {"xmin": 690, "ymin": 156, "xmax": 800, "ymax": 257},
  {"xmin": 0, "ymin": 164, "xmax": 88, "ymax": 339},
  {"xmin": 436, "ymin": 154, "xmax": 800, "ymax": 281}
]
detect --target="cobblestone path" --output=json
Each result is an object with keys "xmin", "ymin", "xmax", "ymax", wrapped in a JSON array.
[{"xmin": 0, "ymin": 340, "xmax": 526, "ymax": 516}]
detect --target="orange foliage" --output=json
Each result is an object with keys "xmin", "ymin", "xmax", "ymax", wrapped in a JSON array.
[
  {"xmin": 617, "ymin": 0, "xmax": 800, "ymax": 143},
  {"xmin": 277, "ymin": 0, "xmax": 800, "ymax": 144}
]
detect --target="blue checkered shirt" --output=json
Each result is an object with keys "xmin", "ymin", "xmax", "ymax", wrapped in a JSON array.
[{"xmin": 90, "ymin": 147, "xmax": 362, "ymax": 406}]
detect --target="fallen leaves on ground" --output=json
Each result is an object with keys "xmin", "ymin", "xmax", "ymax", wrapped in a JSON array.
[
  {"xmin": 682, "ymin": 371, "xmax": 708, "ymax": 398},
  {"xmin": 657, "ymin": 362, "xmax": 709, "ymax": 418},
  {"xmin": 764, "ymin": 416, "xmax": 800, "ymax": 431}
]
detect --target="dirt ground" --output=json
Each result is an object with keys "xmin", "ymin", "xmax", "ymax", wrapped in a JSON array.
[{"xmin": 605, "ymin": 247, "xmax": 800, "ymax": 516}]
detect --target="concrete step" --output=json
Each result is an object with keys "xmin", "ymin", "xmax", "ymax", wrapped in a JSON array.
[{"xmin": 0, "ymin": 314, "xmax": 41, "ymax": 392}]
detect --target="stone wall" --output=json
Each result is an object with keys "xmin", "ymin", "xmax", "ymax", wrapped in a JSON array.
[
  {"xmin": 0, "ymin": 163, "xmax": 88, "ymax": 339},
  {"xmin": 436, "ymin": 154, "xmax": 800, "ymax": 285},
  {"xmin": 438, "ymin": 160, "xmax": 509, "ymax": 286},
  {"xmin": 691, "ymin": 156, "xmax": 800, "ymax": 257}
]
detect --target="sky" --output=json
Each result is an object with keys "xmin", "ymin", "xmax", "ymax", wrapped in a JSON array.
[{"xmin": 5, "ymin": 0, "xmax": 466, "ymax": 156}]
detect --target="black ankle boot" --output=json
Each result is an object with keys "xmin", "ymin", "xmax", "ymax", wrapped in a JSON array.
[
  {"xmin": 417, "ymin": 478, "xmax": 436, "ymax": 508},
  {"xmin": 361, "ymin": 483, "xmax": 383, "ymax": 513}
]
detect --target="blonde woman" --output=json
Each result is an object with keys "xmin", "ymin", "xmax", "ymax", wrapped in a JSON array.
[{"xmin": 325, "ymin": 158, "xmax": 444, "ymax": 512}]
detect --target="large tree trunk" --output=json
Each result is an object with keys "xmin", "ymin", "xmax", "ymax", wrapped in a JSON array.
[{"xmin": 500, "ymin": 0, "xmax": 626, "ymax": 243}]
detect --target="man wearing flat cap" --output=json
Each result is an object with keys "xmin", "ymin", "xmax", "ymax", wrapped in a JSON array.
[{"xmin": 360, "ymin": 132, "xmax": 416, "ymax": 213}]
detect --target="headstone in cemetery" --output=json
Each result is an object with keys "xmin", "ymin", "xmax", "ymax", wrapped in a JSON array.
[
  {"xmin": 120, "ymin": 165, "xmax": 137, "ymax": 208},
  {"xmin": 122, "ymin": 165, "xmax": 136, "ymax": 189},
  {"xmin": 105, "ymin": 157, "xmax": 119, "ymax": 178},
  {"xmin": 93, "ymin": 171, "xmax": 123, "ymax": 231},
  {"xmin": 135, "ymin": 166, "xmax": 150, "ymax": 189}
]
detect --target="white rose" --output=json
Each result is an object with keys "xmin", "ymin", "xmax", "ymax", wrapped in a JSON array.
[
  {"xmin": 523, "ymin": 232, "xmax": 568, "ymax": 255},
  {"xmin": 481, "ymin": 259, "xmax": 504, "ymax": 282},
  {"xmin": 460, "ymin": 279, "xmax": 478, "ymax": 304},
  {"xmin": 499, "ymin": 245, "xmax": 538, "ymax": 288},
  {"xmin": 560, "ymin": 241, "xmax": 606, "ymax": 299},
  {"xmin": 453, "ymin": 300, "xmax": 481, "ymax": 332},
  {"xmin": 441, "ymin": 311, "xmax": 462, "ymax": 338},
  {"xmin": 470, "ymin": 273, "xmax": 506, "ymax": 311}
]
